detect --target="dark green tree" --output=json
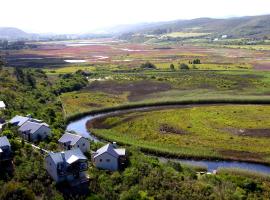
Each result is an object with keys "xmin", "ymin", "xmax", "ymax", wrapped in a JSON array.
[
  {"xmin": 179, "ymin": 63, "xmax": 189, "ymax": 70},
  {"xmin": 170, "ymin": 64, "xmax": 175, "ymax": 71}
]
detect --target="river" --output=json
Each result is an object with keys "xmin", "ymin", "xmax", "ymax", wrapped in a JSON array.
[{"xmin": 66, "ymin": 105, "xmax": 270, "ymax": 175}]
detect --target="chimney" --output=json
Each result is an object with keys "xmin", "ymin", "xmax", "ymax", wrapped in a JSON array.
[
  {"xmin": 26, "ymin": 114, "xmax": 32, "ymax": 118},
  {"xmin": 112, "ymin": 142, "xmax": 117, "ymax": 148}
]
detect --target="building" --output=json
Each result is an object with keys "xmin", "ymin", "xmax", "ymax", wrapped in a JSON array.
[
  {"xmin": 0, "ymin": 136, "xmax": 12, "ymax": 162},
  {"xmin": 9, "ymin": 115, "xmax": 31, "ymax": 127},
  {"xmin": 92, "ymin": 143, "xmax": 126, "ymax": 171},
  {"xmin": 58, "ymin": 132, "xmax": 90, "ymax": 153},
  {"xmin": 221, "ymin": 35, "xmax": 228, "ymax": 39},
  {"xmin": 45, "ymin": 148, "xmax": 88, "ymax": 184},
  {"xmin": 18, "ymin": 121, "xmax": 51, "ymax": 142},
  {"xmin": 0, "ymin": 101, "xmax": 6, "ymax": 110}
]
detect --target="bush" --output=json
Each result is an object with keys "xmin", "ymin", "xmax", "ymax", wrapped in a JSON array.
[
  {"xmin": 140, "ymin": 62, "xmax": 157, "ymax": 70},
  {"xmin": 179, "ymin": 63, "xmax": 189, "ymax": 70}
]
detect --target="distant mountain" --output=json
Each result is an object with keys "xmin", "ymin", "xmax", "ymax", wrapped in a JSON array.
[
  {"xmin": 0, "ymin": 27, "xmax": 30, "ymax": 40},
  {"xmin": 115, "ymin": 15, "xmax": 270, "ymax": 39}
]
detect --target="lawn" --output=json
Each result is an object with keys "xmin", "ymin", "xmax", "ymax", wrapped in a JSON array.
[{"xmin": 89, "ymin": 105, "xmax": 270, "ymax": 163}]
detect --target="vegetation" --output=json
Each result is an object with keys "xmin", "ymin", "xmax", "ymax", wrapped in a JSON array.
[
  {"xmin": 61, "ymin": 70, "xmax": 270, "ymax": 117},
  {"xmin": 89, "ymin": 105, "xmax": 270, "ymax": 163}
]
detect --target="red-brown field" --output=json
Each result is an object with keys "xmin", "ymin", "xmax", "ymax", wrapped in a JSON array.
[{"xmin": 2, "ymin": 38, "xmax": 270, "ymax": 70}]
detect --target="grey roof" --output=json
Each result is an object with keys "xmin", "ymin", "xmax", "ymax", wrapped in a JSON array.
[
  {"xmin": 18, "ymin": 121, "xmax": 49, "ymax": 134},
  {"xmin": 48, "ymin": 148, "xmax": 87, "ymax": 165},
  {"xmin": 94, "ymin": 143, "xmax": 125, "ymax": 159},
  {"xmin": 0, "ymin": 136, "xmax": 11, "ymax": 147},
  {"xmin": 58, "ymin": 132, "xmax": 83, "ymax": 145},
  {"xmin": 10, "ymin": 115, "xmax": 30, "ymax": 126}
]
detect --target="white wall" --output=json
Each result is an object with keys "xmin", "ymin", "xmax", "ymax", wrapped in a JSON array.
[
  {"xmin": 45, "ymin": 156, "xmax": 59, "ymax": 182},
  {"xmin": 32, "ymin": 126, "xmax": 51, "ymax": 141},
  {"xmin": 94, "ymin": 152, "xmax": 118, "ymax": 171},
  {"xmin": 73, "ymin": 138, "xmax": 90, "ymax": 153}
]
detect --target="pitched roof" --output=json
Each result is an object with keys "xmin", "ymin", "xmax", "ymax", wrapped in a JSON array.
[
  {"xmin": 0, "ymin": 136, "xmax": 11, "ymax": 147},
  {"xmin": 18, "ymin": 121, "xmax": 49, "ymax": 134},
  {"xmin": 58, "ymin": 132, "xmax": 83, "ymax": 145},
  {"xmin": 48, "ymin": 148, "xmax": 87, "ymax": 165},
  {"xmin": 10, "ymin": 115, "xmax": 30, "ymax": 126},
  {"xmin": 0, "ymin": 101, "xmax": 5, "ymax": 108},
  {"xmin": 94, "ymin": 143, "xmax": 126, "ymax": 159},
  {"xmin": 115, "ymin": 149, "xmax": 126, "ymax": 156}
]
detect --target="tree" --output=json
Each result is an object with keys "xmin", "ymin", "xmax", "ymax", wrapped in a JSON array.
[
  {"xmin": 179, "ymin": 63, "xmax": 189, "ymax": 70},
  {"xmin": 26, "ymin": 71, "xmax": 36, "ymax": 88},
  {"xmin": 193, "ymin": 59, "xmax": 201, "ymax": 64},
  {"xmin": 140, "ymin": 62, "xmax": 157, "ymax": 70},
  {"xmin": 0, "ymin": 57, "xmax": 4, "ymax": 71},
  {"xmin": 169, "ymin": 64, "xmax": 175, "ymax": 71},
  {"xmin": 0, "ymin": 182, "xmax": 35, "ymax": 200},
  {"xmin": 14, "ymin": 67, "xmax": 25, "ymax": 83}
]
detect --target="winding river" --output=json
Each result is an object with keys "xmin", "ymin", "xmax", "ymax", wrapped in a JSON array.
[{"xmin": 66, "ymin": 105, "xmax": 270, "ymax": 175}]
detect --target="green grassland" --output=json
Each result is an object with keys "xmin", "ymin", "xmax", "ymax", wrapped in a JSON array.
[
  {"xmin": 90, "ymin": 105, "xmax": 270, "ymax": 163},
  {"xmin": 161, "ymin": 32, "xmax": 210, "ymax": 38},
  {"xmin": 61, "ymin": 70, "xmax": 270, "ymax": 117}
]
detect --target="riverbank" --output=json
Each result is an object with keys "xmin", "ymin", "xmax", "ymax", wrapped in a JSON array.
[
  {"xmin": 66, "ymin": 103, "xmax": 270, "ymax": 175},
  {"xmin": 65, "ymin": 96, "xmax": 270, "ymax": 123}
]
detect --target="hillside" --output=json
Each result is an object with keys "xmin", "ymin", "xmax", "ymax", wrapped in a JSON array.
[
  {"xmin": 0, "ymin": 27, "xmax": 30, "ymax": 40},
  {"xmin": 117, "ymin": 15, "xmax": 270, "ymax": 39}
]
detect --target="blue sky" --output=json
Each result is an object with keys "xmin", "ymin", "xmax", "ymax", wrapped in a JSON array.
[{"xmin": 1, "ymin": 0, "xmax": 270, "ymax": 34}]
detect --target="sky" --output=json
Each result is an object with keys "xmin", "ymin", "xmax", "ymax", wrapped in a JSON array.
[{"xmin": 1, "ymin": 0, "xmax": 270, "ymax": 34}]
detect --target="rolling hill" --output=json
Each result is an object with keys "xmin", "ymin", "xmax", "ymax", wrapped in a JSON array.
[
  {"xmin": 116, "ymin": 15, "xmax": 270, "ymax": 39},
  {"xmin": 0, "ymin": 27, "xmax": 30, "ymax": 40}
]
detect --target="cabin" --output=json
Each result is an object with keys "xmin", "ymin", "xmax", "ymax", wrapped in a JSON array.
[
  {"xmin": 92, "ymin": 143, "xmax": 126, "ymax": 171},
  {"xmin": 58, "ymin": 132, "xmax": 90, "ymax": 153},
  {"xmin": 0, "ymin": 101, "xmax": 6, "ymax": 110},
  {"xmin": 0, "ymin": 136, "xmax": 12, "ymax": 162},
  {"xmin": 45, "ymin": 148, "xmax": 88, "ymax": 184},
  {"xmin": 18, "ymin": 121, "xmax": 51, "ymax": 142}
]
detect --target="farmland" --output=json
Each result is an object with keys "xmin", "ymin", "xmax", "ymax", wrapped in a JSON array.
[
  {"xmin": 88, "ymin": 104, "xmax": 270, "ymax": 164},
  {"xmin": 2, "ymin": 38, "xmax": 270, "ymax": 71}
]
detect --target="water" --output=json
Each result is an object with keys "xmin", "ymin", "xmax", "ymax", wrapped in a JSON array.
[
  {"xmin": 64, "ymin": 59, "xmax": 86, "ymax": 63},
  {"xmin": 66, "ymin": 106, "xmax": 270, "ymax": 175}
]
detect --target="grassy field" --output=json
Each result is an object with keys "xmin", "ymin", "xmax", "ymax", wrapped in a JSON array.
[
  {"xmin": 161, "ymin": 32, "xmax": 210, "ymax": 38},
  {"xmin": 61, "ymin": 70, "xmax": 270, "ymax": 117},
  {"xmin": 88, "ymin": 105, "xmax": 270, "ymax": 163}
]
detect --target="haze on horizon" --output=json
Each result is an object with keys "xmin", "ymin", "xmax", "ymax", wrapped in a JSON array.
[{"xmin": 1, "ymin": 0, "xmax": 270, "ymax": 34}]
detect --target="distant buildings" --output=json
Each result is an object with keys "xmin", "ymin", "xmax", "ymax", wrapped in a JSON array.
[
  {"xmin": 58, "ymin": 132, "xmax": 90, "ymax": 153},
  {"xmin": 0, "ymin": 101, "xmax": 6, "ymax": 110},
  {"xmin": 45, "ymin": 148, "xmax": 88, "ymax": 184},
  {"xmin": 0, "ymin": 136, "xmax": 12, "ymax": 162},
  {"xmin": 221, "ymin": 35, "xmax": 228, "ymax": 39},
  {"xmin": 92, "ymin": 143, "xmax": 126, "ymax": 171},
  {"xmin": 10, "ymin": 115, "xmax": 51, "ymax": 141}
]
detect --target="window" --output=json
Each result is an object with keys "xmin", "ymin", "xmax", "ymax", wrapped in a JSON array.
[
  {"xmin": 106, "ymin": 159, "xmax": 110, "ymax": 162},
  {"xmin": 77, "ymin": 145, "xmax": 80, "ymax": 148},
  {"xmin": 83, "ymin": 143, "xmax": 85, "ymax": 146},
  {"xmin": 100, "ymin": 159, "xmax": 102, "ymax": 162}
]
